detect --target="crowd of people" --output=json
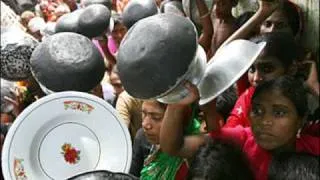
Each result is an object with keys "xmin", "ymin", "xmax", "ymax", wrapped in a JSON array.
[{"xmin": 1, "ymin": 0, "xmax": 319, "ymax": 179}]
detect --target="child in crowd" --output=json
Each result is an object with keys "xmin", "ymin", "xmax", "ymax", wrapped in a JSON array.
[
  {"xmin": 268, "ymin": 152, "xmax": 320, "ymax": 180},
  {"xmin": 130, "ymin": 100, "xmax": 190, "ymax": 179},
  {"xmin": 225, "ymin": 32, "xmax": 299, "ymax": 128},
  {"xmin": 160, "ymin": 76, "xmax": 320, "ymax": 180},
  {"xmin": 188, "ymin": 138, "xmax": 254, "ymax": 180}
]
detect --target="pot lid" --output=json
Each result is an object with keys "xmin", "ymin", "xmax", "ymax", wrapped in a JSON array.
[
  {"xmin": 30, "ymin": 32, "xmax": 105, "ymax": 92},
  {"xmin": 198, "ymin": 40, "xmax": 266, "ymax": 105},
  {"xmin": 117, "ymin": 13, "xmax": 198, "ymax": 99},
  {"xmin": 122, "ymin": 0, "xmax": 158, "ymax": 29}
]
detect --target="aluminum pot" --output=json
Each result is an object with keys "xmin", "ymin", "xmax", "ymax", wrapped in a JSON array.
[{"xmin": 198, "ymin": 39, "xmax": 266, "ymax": 105}]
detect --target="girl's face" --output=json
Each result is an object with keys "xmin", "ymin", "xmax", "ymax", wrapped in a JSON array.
[
  {"xmin": 248, "ymin": 56, "xmax": 286, "ymax": 87},
  {"xmin": 141, "ymin": 101, "xmax": 165, "ymax": 144},
  {"xmin": 250, "ymin": 89, "xmax": 302, "ymax": 151},
  {"xmin": 111, "ymin": 23, "xmax": 127, "ymax": 45},
  {"xmin": 260, "ymin": 9, "xmax": 293, "ymax": 35}
]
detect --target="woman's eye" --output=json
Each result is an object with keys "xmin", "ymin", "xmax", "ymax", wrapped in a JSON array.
[
  {"xmin": 273, "ymin": 110, "xmax": 286, "ymax": 118},
  {"xmin": 249, "ymin": 66, "xmax": 256, "ymax": 73},
  {"xmin": 141, "ymin": 112, "xmax": 147, "ymax": 118},
  {"xmin": 251, "ymin": 106, "xmax": 263, "ymax": 116},
  {"xmin": 262, "ymin": 66, "xmax": 274, "ymax": 74},
  {"xmin": 263, "ymin": 21, "xmax": 272, "ymax": 28}
]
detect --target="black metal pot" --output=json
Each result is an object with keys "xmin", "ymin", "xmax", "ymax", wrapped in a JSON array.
[{"xmin": 67, "ymin": 170, "xmax": 139, "ymax": 180}]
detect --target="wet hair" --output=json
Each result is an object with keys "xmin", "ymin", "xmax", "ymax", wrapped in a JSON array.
[
  {"xmin": 252, "ymin": 75, "xmax": 308, "ymax": 118},
  {"xmin": 188, "ymin": 139, "xmax": 254, "ymax": 180},
  {"xmin": 250, "ymin": 32, "xmax": 297, "ymax": 68},
  {"xmin": 280, "ymin": 1, "xmax": 302, "ymax": 37},
  {"xmin": 268, "ymin": 152, "xmax": 320, "ymax": 180},
  {"xmin": 215, "ymin": 87, "xmax": 237, "ymax": 121}
]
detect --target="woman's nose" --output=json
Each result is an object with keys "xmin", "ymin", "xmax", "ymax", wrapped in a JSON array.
[
  {"xmin": 142, "ymin": 117, "xmax": 152, "ymax": 130},
  {"xmin": 253, "ymin": 71, "xmax": 263, "ymax": 84}
]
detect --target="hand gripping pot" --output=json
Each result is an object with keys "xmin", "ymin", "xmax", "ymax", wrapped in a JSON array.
[
  {"xmin": 30, "ymin": 32, "xmax": 105, "ymax": 94},
  {"xmin": 117, "ymin": 13, "xmax": 206, "ymax": 104},
  {"xmin": 198, "ymin": 40, "xmax": 266, "ymax": 106},
  {"xmin": 1, "ymin": 27, "xmax": 38, "ymax": 81}
]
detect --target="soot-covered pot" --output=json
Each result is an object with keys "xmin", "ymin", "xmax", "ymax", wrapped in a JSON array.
[
  {"xmin": 160, "ymin": 0, "xmax": 185, "ymax": 16},
  {"xmin": 122, "ymin": 0, "xmax": 158, "ymax": 29},
  {"xmin": 81, "ymin": 0, "xmax": 113, "ymax": 9},
  {"xmin": 55, "ymin": 4, "xmax": 111, "ymax": 39},
  {"xmin": 1, "ymin": 78, "xmax": 16, "ymax": 113},
  {"xmin": 30, "ymin": 32, "xmax": 105, "ymax": 94},
  {"xmin": 67, "ymin": 170, "xmax": 138, "ymax": 180},
  {"xmin": 117, "ymin": 13, "xmax": 206, "ymax": 103},
  {"xmin": 1, "ymin": 27, "xmax": 38, "ymax": 81}
]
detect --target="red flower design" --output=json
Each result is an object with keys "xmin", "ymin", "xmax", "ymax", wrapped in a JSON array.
[{"xmin": 61, "ymin": 143, "xmax": 80, "ymax": 164}]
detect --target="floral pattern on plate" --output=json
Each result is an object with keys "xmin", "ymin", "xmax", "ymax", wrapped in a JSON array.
[
  {"xmin": 14, "ymin": 158, "xmax": 27, "ymax": 180},
  {"xmin": 61, "ymin": 143, "xmax": 81, "ymax": 164},
  {"xmin": 63, "ymin": 101, "xmax": 94, "ymax": 114}
]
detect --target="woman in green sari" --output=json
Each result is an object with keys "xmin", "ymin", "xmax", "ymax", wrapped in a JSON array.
[{"xmin": 129, "ymin": 100, "xmax": 201, "ymax": 180}]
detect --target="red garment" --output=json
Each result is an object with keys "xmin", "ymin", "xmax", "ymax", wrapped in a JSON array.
[
  {"xmin": 209, "ymin": 126, "xmax": 320, "ymax": 180},
  {"xmin": 225, "ymin": 87, "xmax": 256, "ymax": 128},
  {"xmin": 175, "ymin": 161, "xmax": 188, "ymax": 180},
  {"xmin": 236, "ymin": 74, "xmax": 250, "ymax": 96}
]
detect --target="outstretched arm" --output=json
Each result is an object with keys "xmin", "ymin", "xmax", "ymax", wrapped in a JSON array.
[
  {"xmin": 220, "ymin": 0, "xmax": 282, "ymax": 49},
  {"xmin": 196, "ymin": 0, "xmax": 213, "ymax": 53},
  {"xmin": 160, "ymin": 82, "xmax": 207, "ymax": 159}
]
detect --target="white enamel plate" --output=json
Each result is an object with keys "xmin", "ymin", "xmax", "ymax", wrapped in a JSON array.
[{"xmin": 2, "ymin": 91, "xmax": 132, "ymax": 180}]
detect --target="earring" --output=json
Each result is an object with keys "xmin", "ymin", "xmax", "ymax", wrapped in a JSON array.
[{"xmin": 296, "ymin": 128, "xmax": 302, "ymax": 138}]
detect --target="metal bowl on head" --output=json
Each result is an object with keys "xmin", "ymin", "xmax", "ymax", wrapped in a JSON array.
[
  {"xmin": 117, "ymin": 13, "xmax": 201, "ymax": 104},
  {"xmin": 157, "ymin": 45, "xmax": 207, "ymax": 104},
  {"xmin": 198, "ymin": 39, "xmax": 266, "ymax": 106}
]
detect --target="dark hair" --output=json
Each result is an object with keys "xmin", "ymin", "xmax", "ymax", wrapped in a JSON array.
[
  {"xmin": 280, "ymin": 1, "xmax": 302, "ymax": 37},
  {"xmin": 215, "ymin": 87, "xmax": 237, "ymax": 121},
  {"xmin": 251, "ymin": 32, "xmax": 297, "ymax": 68},
  {"xmin": 235, "ymin": 11, "xmax": 255, "ymax": 28},
  {"xmin": 252, "ymin": 76, "xmax": 308, "ymax": 118},
  {"xmin": 268, "ymin": 152, "xmax": 320, "ymax": 180},
  {"xmin": 156, "ymin": 101, "xmax": 167, "ymax": 110},
  {"xmin": 188, "ymin": 139, "xmax": 254, "ymax": 180}
]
